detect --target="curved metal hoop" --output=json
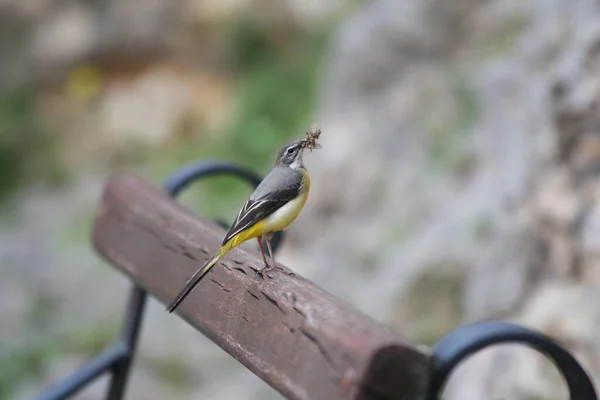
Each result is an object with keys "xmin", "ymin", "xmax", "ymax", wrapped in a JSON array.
[
  {"xmin": 162, "ymin": 159, "xmax": 284, "ymax": 253},
  {"xmin": 427, "ymin": 320, "xmax": 598, "ymax": 400}
]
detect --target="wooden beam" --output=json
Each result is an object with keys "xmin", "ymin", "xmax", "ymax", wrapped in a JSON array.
[{"xmin": 91, "ymin": 174, "xmax": 432, "ymax": 400}]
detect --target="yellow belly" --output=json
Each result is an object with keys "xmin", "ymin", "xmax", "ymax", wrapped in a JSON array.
[
  {"xmin": 263, "ymin": 170, "xmax": 310, "ymax": 233},
  {"xmin": 264, "ymin": 191, "xmax": 308, "ymax": 232},
  {"xmin": 220, "ymin": 170, "xmax": 310, "ymax": 252}
]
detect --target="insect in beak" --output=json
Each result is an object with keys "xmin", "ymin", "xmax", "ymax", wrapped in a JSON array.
[{"xmin": 302, "ymin": 126, "xmax": 322, "ymax": 151}]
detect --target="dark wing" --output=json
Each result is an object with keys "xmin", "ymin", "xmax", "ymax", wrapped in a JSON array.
[{"xmin": 221, "ymin": 185, "xmax": 301, "ymax": 245}]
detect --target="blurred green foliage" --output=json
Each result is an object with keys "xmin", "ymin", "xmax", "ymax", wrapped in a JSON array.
[
  {"xmin": 148, "ymin": 354, "xmax": 194, "ymax": 389},
  {"xmin": 58, "ymin": 17, "xmax": 331, "ymax": 250},
  {"xmin": 0, "ymin": 323, "xmax": 118, "ymax": 399},
  {"xmin": 0, "ymin": 340, "xmax": 59, "ymax": 398},
  {"xmin": 0, "ymin": 289, "xmax": 118, "ymax": 399},
  {"xmin": 0, "ymin": 292, "xmax": 59, "ymax": 398},
  {"xmin": 403, "ymin": 264, "xmax": 464, "ymax": 346},
  {"xmin": 145, "ymin": 18, "xmax": 329, "ymax": 221},
  {"xmin": 0, "ymin": 85, "xmax": 66, "ymax": 205},
  {"xmin": 425, "ymin": 70, "xmax": 479, "ymax": 174},
  {"xmin": 471, "ymin": 13, "xmax": 527, "ymax": 61}
]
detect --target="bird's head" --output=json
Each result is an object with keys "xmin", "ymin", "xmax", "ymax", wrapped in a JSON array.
[
  {"xmin": 274, "ymin": 127, "xmax": 321, "ymax": 169},
  {"xmin": 275, "ymin": 140, "xmax": 306, "ymax": 169}
]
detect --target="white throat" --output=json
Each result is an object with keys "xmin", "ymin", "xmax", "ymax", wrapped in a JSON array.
[{"xmin": 289, "ymin": 152, "xmax": 304, "ymax": 170}]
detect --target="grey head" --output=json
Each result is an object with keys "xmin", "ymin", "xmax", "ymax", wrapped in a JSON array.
[{"xmin": 274, "ymin": 139, "xmax": 306, "ymax": 169}]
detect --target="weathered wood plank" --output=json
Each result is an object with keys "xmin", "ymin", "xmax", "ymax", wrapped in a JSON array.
[{"xmin": 91, "ymin": 174, "xmax": 432, "ymax": 400}]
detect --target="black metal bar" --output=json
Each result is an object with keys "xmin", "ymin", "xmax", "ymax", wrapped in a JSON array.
[
  {"xmin": 426, "ymin": 320, "xmax": 598, "ymax": 400},
  {"xmin": 34, "ymin": 344, "xmax": 126, "ymax": 400},
  {"xmin": 105, "ymin": 285, "xmax": 148, "ymax": 400},
  {"xmin": 162, "ymin": 160, "xmax": 262, "ymax": 196}
]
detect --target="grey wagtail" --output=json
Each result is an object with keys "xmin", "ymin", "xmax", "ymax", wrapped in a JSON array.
[{"xmin": 166, "ymin": 129, "xmax": 321, "ymax": 313}]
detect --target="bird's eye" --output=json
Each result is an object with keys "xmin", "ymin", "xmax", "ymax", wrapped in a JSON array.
[{"xmin": 286, "ymin": 146, "xmax": 296, "ymax": 155}]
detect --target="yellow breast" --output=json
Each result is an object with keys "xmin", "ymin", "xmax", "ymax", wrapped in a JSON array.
[{"xmin": 264, "ymin": 170, "xmax": 310, "ymax": 233}]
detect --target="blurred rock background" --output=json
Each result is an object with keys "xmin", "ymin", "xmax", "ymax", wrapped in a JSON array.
[{"xmin": 1, "ymin": 0, "xmax": 600, "ymax": 399}]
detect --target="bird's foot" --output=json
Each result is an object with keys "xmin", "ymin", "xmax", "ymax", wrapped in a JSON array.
[
  {"xmin": 260, "ymin": 263, "xmax": 294, "ymax": 278},
  {"xmin": 259, "ymin": 263, "xmax": 283, "ymax": 279}
]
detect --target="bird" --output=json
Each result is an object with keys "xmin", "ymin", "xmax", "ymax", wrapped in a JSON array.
[{"xmin": 166, "ymin": 135, "xmax": 319, "ymax": 313}]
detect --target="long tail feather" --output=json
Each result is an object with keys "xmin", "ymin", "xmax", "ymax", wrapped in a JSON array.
[{"xmin": 166, "ymin": 252, "xmax": 223, "ymax": 313}]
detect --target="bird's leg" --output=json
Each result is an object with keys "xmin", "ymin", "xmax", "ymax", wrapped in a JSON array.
[
  {"xmin": 256, "ymin": 236, "xmax": 271, "ymax": 272},
  {"xmin": 258, "ymin": 233, "xmax": 278, "ymax": 277},
  {"xmin": 263, "ymin": 233, "xmax": 295, "ymax": 277},
  {"xmin": 265, "ymin": 232, "xmax": 276, "ymax": 268}
]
